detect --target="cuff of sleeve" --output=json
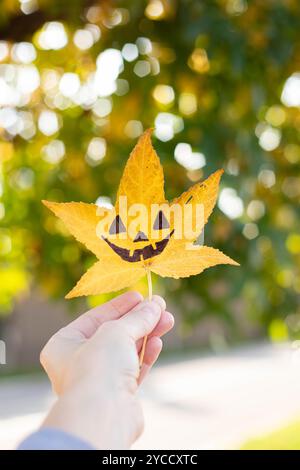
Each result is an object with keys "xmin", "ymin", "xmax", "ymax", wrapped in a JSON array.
[{"xmin": 18, "ymin": 427, "xmax": 95, "ymax": 450}]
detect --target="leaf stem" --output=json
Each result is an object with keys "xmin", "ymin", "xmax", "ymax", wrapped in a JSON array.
[{"xmin": 139, "ymin": 267, "xmax": 152, "ymax": 367}]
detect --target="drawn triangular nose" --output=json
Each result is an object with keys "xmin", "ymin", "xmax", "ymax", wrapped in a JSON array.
[{"xmin": 134, "ymin": 231, "xmax": 149, "ymax": 242}]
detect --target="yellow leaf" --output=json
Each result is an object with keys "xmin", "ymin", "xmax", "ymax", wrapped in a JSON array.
[
  {"xmin": 43, "ymin": 130, "xmax": 239, "ymax": 299},
  {"xmin": 42, "ymin": 201, "xmax": 112, "ymax": 259},
  {"xmin": 116, "ymin": 128, "xmax": 165, "ymax": 209},
  {"xmin": 150, "ymin": 245, "xmax": 239, "ymax": 278},
  {"xmin": 66, "ymin": 257, "xmax": 145, "ymax": 298}
]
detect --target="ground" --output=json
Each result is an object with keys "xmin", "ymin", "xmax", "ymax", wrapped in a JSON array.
[{"xmin": 1, "ymin": 342, "xmax": 300, "ymax": 450}]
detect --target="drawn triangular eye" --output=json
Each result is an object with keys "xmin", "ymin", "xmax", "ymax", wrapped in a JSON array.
[
  {"xmin": 109, "ymin": 215, "xmax": 126, "ymax": 234},
  {"xmin": 153, "ymin": 210, "xmax": 170, "ymax": 230}
]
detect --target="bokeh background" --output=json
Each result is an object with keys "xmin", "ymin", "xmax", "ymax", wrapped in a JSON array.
[{"xmin": 0, "ymin": 0, "xmax": 300, "ymax": 450}]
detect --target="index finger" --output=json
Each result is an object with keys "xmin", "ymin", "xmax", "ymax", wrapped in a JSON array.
[{"xmin": 67, "ymin": 291, "xmax": 143, "ymax": 338}]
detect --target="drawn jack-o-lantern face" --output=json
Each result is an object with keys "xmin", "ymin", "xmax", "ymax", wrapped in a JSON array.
[{"xmin": 102, "ymin": 209, "xmax": 174, "ymax": 263}]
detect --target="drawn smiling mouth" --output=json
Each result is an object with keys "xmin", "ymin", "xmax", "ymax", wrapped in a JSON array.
[{"xmin": 102, "ymin": 229, "xmax": 174, "ymax": 263}]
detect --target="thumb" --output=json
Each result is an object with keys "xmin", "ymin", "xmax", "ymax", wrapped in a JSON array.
[{"xmin": 118, "ymin": 297, "xmax": 164, "ymax": 341}]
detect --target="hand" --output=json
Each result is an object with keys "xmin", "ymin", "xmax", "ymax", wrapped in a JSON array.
[{"xmin": 40, "ymin": 291, "xmax": 174, "ymax": 449}]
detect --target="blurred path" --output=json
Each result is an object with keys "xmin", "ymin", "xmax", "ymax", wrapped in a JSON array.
[{"xmin": 1, "ymin": 342, "xmax": 300, "ymax": 450}]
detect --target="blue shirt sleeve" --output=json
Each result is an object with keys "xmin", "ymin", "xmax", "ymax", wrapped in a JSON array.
[{"xmin": 18, "ymin": 427, "xmax": 95, "ymax": 450}]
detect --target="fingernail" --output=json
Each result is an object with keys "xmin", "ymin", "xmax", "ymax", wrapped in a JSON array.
[
  {"xmin": 165, "ymin": 311, "xmax": 175, "ymax": 327},
  {"xmin": 151, "ymin": 295, "xmax": 166, "ymax": 311},
  {"xmin": 128, "ymin": 291, "xmax": 144, "ymax": 302},
  {"xmin": 141, "ymin": 300, "xmax": 161, "ymax": 316}
]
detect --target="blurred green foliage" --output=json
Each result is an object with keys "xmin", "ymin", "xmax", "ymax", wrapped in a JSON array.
[{"xmin": 0, "ymin": 0, "xmax": 300, "ymax": 343}]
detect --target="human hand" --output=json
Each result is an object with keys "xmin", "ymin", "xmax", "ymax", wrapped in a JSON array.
[{"xmin": 40, "ymin": 291, "xmax": 174, "ymax": 449}]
